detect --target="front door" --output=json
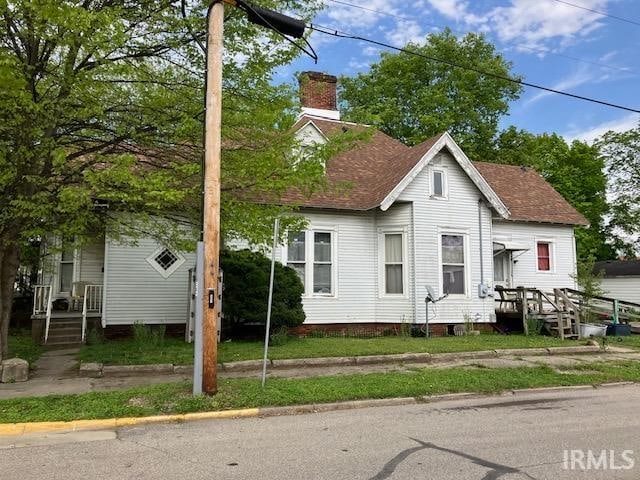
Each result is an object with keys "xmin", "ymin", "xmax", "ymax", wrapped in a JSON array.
[{"xmin": 493, "ymin": 251, "xmax": 511, "ymax": 288}]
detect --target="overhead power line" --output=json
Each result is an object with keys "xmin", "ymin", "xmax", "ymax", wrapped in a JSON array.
[
  {"xmin": 550, "ymin": 0, "xmax": 640, "ymax": 27},
  {"xmin": 322, "ymin": 0, "xmax": 635, "ymax": 75},
  {"xmin": 309, "ymin": 24, "xmax": 640, "ymax": 114}
]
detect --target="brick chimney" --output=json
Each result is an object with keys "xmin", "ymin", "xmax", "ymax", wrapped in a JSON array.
[{"xmin": 298, "ymin": 71, "xmax": 340, "ymax": 120}]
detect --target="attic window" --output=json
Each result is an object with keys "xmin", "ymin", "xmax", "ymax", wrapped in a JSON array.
[
  {"xmin": 432, "ymin": 169, "xmax": 447, "ymax": 198},
  {"xmin": 146, "ymin": 246, "xmax": 185, "ymax": 278}
]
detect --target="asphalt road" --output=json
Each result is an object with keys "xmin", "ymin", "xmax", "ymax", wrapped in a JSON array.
[{"xmin": 2, "ymin": 384, "xmax": 640, "ymax": 479}]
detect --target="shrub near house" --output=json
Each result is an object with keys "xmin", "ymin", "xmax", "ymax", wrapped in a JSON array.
[{"xmin": 221, "ymin": 249, "xmax": 305, "ymax": 338}]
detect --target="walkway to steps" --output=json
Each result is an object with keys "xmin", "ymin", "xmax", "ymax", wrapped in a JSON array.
[{"xmin": 2, "ymin": 346, "xmax": 640, "ymax": 400}]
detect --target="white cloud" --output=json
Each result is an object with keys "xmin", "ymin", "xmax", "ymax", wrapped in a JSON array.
[
  {"xmin": 565, "ymin": 113, "xmax": 640, "ymax": 144},
  {"xmin": 385, "ymin": 20, "xmax": 425, "ymax": 47},
  {"xmin": 348, "ymin": 58, "xmax": 371, "ymax": 70},
  {"xmin": 427, "ymin": 0, "xmax": 462, "ymax": 18},
  {"xmin": 427, "ymin": 0, "xmax": 611, "ymax": 51},
  {"xmin": 362, "ymin": 45, "xmax": 381, "ymax": 57},
  {"xmin": 485, "ymin": 0, "xmax": 608, "ymax": 50},
  {"xmin": 425, "ymin": 0, "xmax": 486, "ymax": 24}
]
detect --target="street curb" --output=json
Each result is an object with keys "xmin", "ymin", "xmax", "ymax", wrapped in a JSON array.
[
  {"xmin": 2, "ymin": 382, "xmax": 636, "ymax": 438},
  {"xmin": 83, "ymin": 344, "xmax": 605, "ymax": 377},
  {"xmin": 0, "ymin": 408, "xmax": 260, "ymax": 437}
]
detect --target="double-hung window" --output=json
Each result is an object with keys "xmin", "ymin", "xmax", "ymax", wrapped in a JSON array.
[
  {"xmin": 286, "ymin": 231, "xmax": 306, "ymax": 287},
  {"xmin": 382, "ymin": 232, "xmax": 405, "ymax": 295},
  {"xmin": 441, "ymin": 234, "xmax": 466, "ymax": 295},
  {"xmin": 536, "ymin": 241, "xmax": 552, "ymax": 272},
  {"xmin": 432, "ymin": 169, "xmax": 447, "ymax": 198},
  {"xmin": 59, "ymin": 242, "xmax": 75, "ymax": 293},
  {"xmin": 313, "ymin": 232, "xmax": 333, "ymax": 294},
  {"xmin": 286, "ymin": 229, "xmax": 335, "ymax": 296}
]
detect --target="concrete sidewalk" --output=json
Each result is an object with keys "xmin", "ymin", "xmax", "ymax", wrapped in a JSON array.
[{"xmin": 2, "ymin": 346, "xmax": 639, "ymax": 400}]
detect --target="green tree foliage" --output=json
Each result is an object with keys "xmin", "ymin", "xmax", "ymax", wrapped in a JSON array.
[
  {"xmin": 338, "ymin": 29, "xmax": 522, "ymax": 160},
  {"xmin": 220, "ymin": 249, "xmax": 305, "ymax": 337},
  {"xmin": 495, "ymin": 127, "xmax": 614, "ymax": 260},
  {"xmin": 597, "ymin": 124, "xmax": 640, "ymax": 257},
  {"xmin": 0, "ymin": 0, "xmax": 331, "ymax": 358}
]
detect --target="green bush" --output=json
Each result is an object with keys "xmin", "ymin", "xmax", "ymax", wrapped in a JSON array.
[{"xmin": 221, "ymin": 249, "xmax": 305, "ymax": 337}]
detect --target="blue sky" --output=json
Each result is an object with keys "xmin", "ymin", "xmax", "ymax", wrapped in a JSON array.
[{"xmin": 274, "ymin": 0, "xmax": 640, "ymax": 143}]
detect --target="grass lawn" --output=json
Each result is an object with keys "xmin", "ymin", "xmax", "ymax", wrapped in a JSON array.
[
  {"xmin": 1, "ymin": 361, "xmax": 639, "ymax": 423},
  {"xmin": 613, "ymin": 335, "xmax": 640, "ymax": 350},
  {"xmin": 7, "ymin": 330, "xmax": 43, "ymax": 365},
  {"xmin": 78, "ymin": 334, "xmax": 577, "ymax": 366}
]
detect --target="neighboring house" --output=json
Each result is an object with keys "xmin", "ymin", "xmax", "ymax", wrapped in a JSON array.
[
  {"xmin": 31, "ymin": 71, "xmax": 588, "ymax": 343},
  {"xmin": 33, "ymin": 233, "xmax": 195, "ymax": 345},
  {"xmin": 594, "ymin": 260, "xmax": 640, "ymax": 304}
]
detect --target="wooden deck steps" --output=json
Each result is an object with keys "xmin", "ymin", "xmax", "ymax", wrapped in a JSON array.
[
  {"xmin": 497, "ymin": 286, "xmax": 640, "ymax": 339},
  {"xmin": 531, "ymin": 311, "xmax": 579, "ymax": 339}
]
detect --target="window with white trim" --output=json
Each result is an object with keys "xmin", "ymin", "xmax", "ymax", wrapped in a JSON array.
[
  {"xmin": 285, "ymin": 229, "xmax": 336, "ymax": 296},
  {"xmin": 313, "ymin": 232, "xmax": 333, "ymax": 294},
  {"xmin": 441, "ymin": 234, "xmax": 465, "ymax": 295},
  {"xmin": 146, "ymin": 246, "xmax": 185, "ymax": 278},
  {"xmin": 383, "ymin": 233, "xmax": 405, "ymax": 295},
  {"xmin": 432, "ymin": 169, "xmax": 447, "ymax": 198},
  {"xmin": 59, "ymin": 242, "xmax": 74, "ymax": 293},
  {"xmin": 536, "ymin": 241, "xmax": 552, "ymax": 271},
  {"xmin": 286, "ymin": 231, "xmax": 306, "ymax": 287}
]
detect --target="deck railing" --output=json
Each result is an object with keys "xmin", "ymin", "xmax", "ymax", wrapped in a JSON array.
[
  {"xmin": 82, "ymin": 284, "xmax": 103, "ymax": 342},
  {"xmin": 33, "ymin": 285, "xmax": 53, "ymax": 342}
]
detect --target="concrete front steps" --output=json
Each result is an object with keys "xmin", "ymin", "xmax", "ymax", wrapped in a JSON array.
[{"xmin": 45, "ymin": 317, "xmax": 83, "ymax": 347}]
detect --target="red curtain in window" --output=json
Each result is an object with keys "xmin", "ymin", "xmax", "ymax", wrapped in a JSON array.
[{"xmin": 537, "ymin": 243, "xmax": 550, "ymax": 271}]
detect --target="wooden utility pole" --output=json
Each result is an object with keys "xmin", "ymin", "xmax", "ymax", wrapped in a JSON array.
[{"xmin": 202, "ymin": 0, "xmax": 224, "ymax": 395}]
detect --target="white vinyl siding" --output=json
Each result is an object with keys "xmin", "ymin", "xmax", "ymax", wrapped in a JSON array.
[
  {"xmin": 77, "ymin": 239, "xmax": 105, "ymax": 285},
  {"xmin": 374, "ymin": 204, "xmax": 414, "ymax": 323},
  {"xmin": 398, "ymin": 150, "xmax": 494, "ymax": 324},
  {"xmin": 103, "ymin": 235, "xmax": 195, "ymax": 325},
  {"xmin": 278, "ymin": 211, "xmax": 377, "ymax": 324},
  {"xmin": 492, "ymin": 221, "xmax": 577, "ymax": 291},
  {"xmin": 601, "ymin": 277, "xmax": 640, "ymax": 304}
]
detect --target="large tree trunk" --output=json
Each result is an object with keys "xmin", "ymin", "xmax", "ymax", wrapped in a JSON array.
[{"xmin": 0, "ymin": 242, "xmax": 20, "ymax": 361}]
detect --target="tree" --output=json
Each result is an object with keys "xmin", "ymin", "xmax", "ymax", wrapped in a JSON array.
[
  {"xmin": 338, "ymin": 29, "xmax": 522, "ymax": 160},
  {"xmin": 495, "ymin": 127, "xmax": 615, "ymax": 260},
  {"xmin": 0, "ymin": 0, "xmax": 330, "ymax": 359},
  {"xmin": 597, "ymin": 124, "xmax": 640, "ymax": 257}
]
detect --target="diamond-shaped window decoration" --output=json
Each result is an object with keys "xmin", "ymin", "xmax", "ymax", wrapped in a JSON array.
[
  {"xmin": 155, "ymin": 248, "xmax": 179, "ymax": 271},
  {"xmin": 146, "ymin": 246, "xmax": 185, "ymax": 278}
]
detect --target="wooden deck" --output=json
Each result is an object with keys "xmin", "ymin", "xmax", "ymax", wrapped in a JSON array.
[{"xmin": 495, "ymin": 286, "xmax": 640, "ymax": 338}]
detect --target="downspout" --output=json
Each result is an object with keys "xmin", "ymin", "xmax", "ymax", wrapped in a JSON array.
[
  {"xmin": 478, "ymin": 199, "xmax": 485, "ymax": 284},
  {"xmin": 411, "ymin": 202, "xmax": 418, "ymax": 324}
]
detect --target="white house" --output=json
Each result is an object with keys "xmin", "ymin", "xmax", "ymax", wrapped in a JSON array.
[
  {"xmin": 31, "ymin": 71, "xmax": 589, "ymax": 344},
  {"xmin": 594, "ymin": 260, "xmax": 640, "ymax": 304}
]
